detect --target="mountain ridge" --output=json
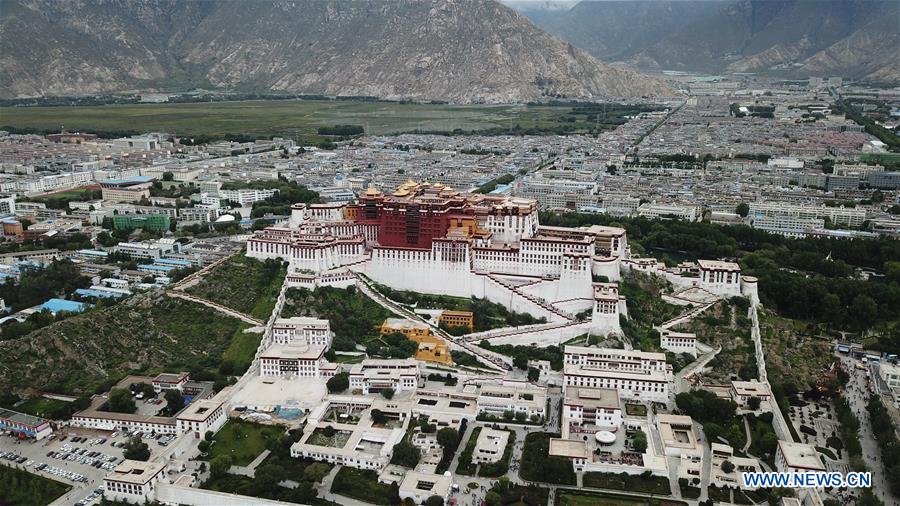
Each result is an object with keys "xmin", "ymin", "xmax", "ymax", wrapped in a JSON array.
[
  {"xmin": 0, "ymin": 0, "xmax": 673, "ymax": 102},
  {"xmin": 520, "ymin": 0, "xmax": 900, "ymax": 82}
]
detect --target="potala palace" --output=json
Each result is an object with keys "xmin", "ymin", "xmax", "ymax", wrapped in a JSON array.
[{"xmin": 247, "ymin": 181, "xmax": 758, "ymax": 341}]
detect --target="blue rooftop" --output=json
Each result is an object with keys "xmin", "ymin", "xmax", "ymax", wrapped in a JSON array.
[
  {"xmin": 138, "ymin": 264, "xmax": 174, "ymax": 272},
  {"xmin": 41, "ymin": 298, "xmax": 90, "ymax": 314},
  {"xmin": 100, "ymin": 175, "xmax": 154, "ymax": 185},
  {"xmin": 75, "ymin": 288, "xmax": 125, "ymax": 299},
  {"xmin": 154, "ymin": 258, "xmax": 191, "ymax": 267}
]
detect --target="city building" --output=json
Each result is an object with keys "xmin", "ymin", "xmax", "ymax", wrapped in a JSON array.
[
  {"xmin": 103, "ymin": 460, "xmax": 167, "ymax": 503},
  {"xmin": 437, "ymin": 310, "xmax": 474, "ymax": 331},
  {"xmin": 397, "ymin": 470, "xmax": 452, "ymax": 505},
  {"xmin": 710, "ymin": 443, "xmax": 762, "ymax": 489},
  {"xmin": 730, "ymin": 380, "xmax": 771, "ymax": 409},
  {"xmin": 259, "ymin": 343, "xmax": 331, "ymax": 378},
  {"xmin": 218, "ymin": 188, "xmax": 278, "ymax": 206},
  {"xmin": 657, "ymin": 414, "xmax": 703, "ymax": 482},
  {"xmin": 877, "ymin": 361, "xmax": 900, "ymax": 407},
  {"xmin": 151, "ymin": 372, "xmax": 189, "ymax": 393},
  {"xmin": 99, "ymin": 176, "xmax": 154, "ymax": 203},
  {"xmin": 271, "ymin": 317, "xmax": 332, "ymax": 348},
  {"xmin": 561, "ymin": 386, "xmax": 622, "ymax": 436},
  {"xmin": 563, "ymin": 346, "xmax": 672, "ymax": 403},
  {"xmin": 660, "ymin": 330, "xmax": 697, "ymax": 356},
  {"xmin": 349, "ymin": 358, "xmax": 420, "ymax": 395},
  {"xmin": 476, "ymin": 383, "xmax": 547, "ymax": 421},
  {"xmin": 0, "ymin": 408, "xmax": 53, "ymax": 440},
  {"xmin": 473, "ymin": 428, "xmax": 510, "ymax": 464},
  {"xmin": 775, "ymin": 441, "xmax": 825, "ymax": 474}
]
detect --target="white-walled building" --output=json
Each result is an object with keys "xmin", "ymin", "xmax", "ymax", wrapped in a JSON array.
[
  {"xmin": 730, "ymin": 380, "xmax": 771, "ymax": 409},
  {"xmin": 271, "ymin": 317, "xmax": 332, "ymax": 348},
  {"xmin": 473, "ymin": 428, "xmax": 510, "ymax": 464},
  {"xmin": 775, "ymin": 441, "xmax": 825, "ymax": 474},
  {"xmin": 657, "ymin": 414, "xmax": 703, "ymax": 482},
  {"xmin": 349, "ymin": 358, "xmax": 419, "ymax": 395},
  {"xmin": 259, "ymin": 343, "xmax": 329, "ymax": 378},
  {"xmin": 660, "ymin": 330, "xmax": 697, "ymax": 357},
  {"xmin": 561, "ymin": 386, "xmax": 622, "ymax": 437},
  {"xmin": 563, "ymin": 346, "xmax": 672, "ymax": 403},
  {"xmin": 103, "ymin": 460, "xmax": 167, "ymax": 504},
  {"xmin": 476, "ymin": 383, "xmax": 547, "ymax": 420}
]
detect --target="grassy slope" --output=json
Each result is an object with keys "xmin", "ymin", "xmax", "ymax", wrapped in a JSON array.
[
  {"xmin": 0, "ymin": 292, "xmax": 245, "ymax": 395},
  {"xmin": 185, "ymin": 254, "xmax": 286, "ymax": 320},
  {"xmin": 281, "ymin": 286, "xmax": 393, "ymax": 351},
  {"xmin": 759, "ymin": 308, "xmax": 833, "ymax": 390},
  {"xmin": 676, "ymin": 299, "xmax": 755, "ymax": 382}
]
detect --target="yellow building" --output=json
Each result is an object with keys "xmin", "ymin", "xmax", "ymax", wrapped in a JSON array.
[
  {"xmin": 439, "ymin": 310, "xmax": 474, "ymax": 331},
  {"xmin": 381, "ymin": 318, "xmax": 453, "ymax": 365}
]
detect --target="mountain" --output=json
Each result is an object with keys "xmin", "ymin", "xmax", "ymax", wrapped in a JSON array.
[
  {"xmin": 519, "ymin": 0, "xmax": 900, "ymax": 83},
  {"xmin": 0, "ymin": 0, "xmax": 673, "ymax": 102},
  {"xmin": 522, "ymin": 0, "xmax": 714, "ymax": 63}
]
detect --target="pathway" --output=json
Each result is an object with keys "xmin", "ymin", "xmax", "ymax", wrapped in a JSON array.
[
  {"xmin": 165, "ymin": 291, "xmax": 264, "ymax": 326},
  {"xmin": 355, "ymin": 275, "xmax": 510, "ymax": 371},
  {"xmin": 228, "ymin": 449, "xmax": 271, "ymax": 477}
]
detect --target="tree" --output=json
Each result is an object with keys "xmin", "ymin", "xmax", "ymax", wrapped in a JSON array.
[
  {"xmin": 303, "ymin": 462, "xmax": 331, "ymax": 483},
  {"xmin": 527, "ymin": 367, "xmax": 540, "ymax": 383},
  {"xmin": 632, "ymin": 430, "xmax": 648, "ymax": 453},
  {"xmin": 209, "ymin": 455, "xmax": 233, "ymax": 479},
  {"xmin": 371, "ymin": 409, "xmax": 388, "ymax": 425},
  {"xmin": 390, "ymin": 441, "xmax": 420, "ymax": 468},
  {"xmin": 485, "ymin": 490, "xmax": 502, "ymax": 506},
  {"xmin": 107, "ymin": 388, "xmax": 136, "ymax": 414},
  {"xmin": 123, "ymin": 437, "xmax": 150, "ymax": 461},
  {"xmin": 748, "ymin": 397, "xmax": 762, "ymax": 411},
  {"xmin": 205, "ymin": 430, "xmax": 214, "ymax": 442},
  {"xmin": 163, "ymin": 389, "xmax": 184, "ymax": 415},
  {"xmin": 722, "ymin": 460, "xmax": 735, "ymax": 474},
  {"xmin": 515, "ymin": 411, "xmax": 527, "ymax": 423},
  {"xmin": 513, "ymin": 355, "xmax": 528, "ymax": 370},
  {"xmin": 327, "ymin": 372, "xmax": 349, "ymax": 393},
  {"xmin": 198, "ymin": 441, "xmax": 210, "ymax": 454},
  {"xmin": 162, "ymin": 171, "xmax": 175, "ymax": 181},
  {"xmin": 424, "ymin": 496, "xmax": 444, "ymax": 506},
  {"xmin": 382, "ymin": 388, "xmax": 395, "ymax": 400},
  {"xmin": 735, "ymin": 203, "xmax": 750, "ymax": 217},
  {"xmin": 437, "ymin": 427, "xmax": 459, "ymax": 452}
]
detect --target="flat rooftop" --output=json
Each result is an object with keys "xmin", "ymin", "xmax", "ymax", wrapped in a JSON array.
[
  {"xmin": 106, "ymin": 460, "xmax": 166, "ymax": 485},
  {"xmin": 657, "ymin": 414, "xmax": 699, "ymax": 450},
  {"xmin": 0, "ymin": 407, "xmax": 48, "ymax": 428},
  {"xmin": 697, "ymin": 259, "xmax": 740, "ymax": 271},
  {"xmin": 549, "ymin": 438, "xmax": 588, "ymax": 459},
  {"xmin": 564, "ymin": 386, "xmax": 620, "ymax": 411},
  {"xmin": 778, "ymin": 441, "xmax": 825, "ymax": 471}
]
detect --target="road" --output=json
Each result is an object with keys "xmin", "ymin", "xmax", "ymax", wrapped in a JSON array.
[{"xmin": 837, "ymin": 353, "xmax": 896, "ymax": 505}]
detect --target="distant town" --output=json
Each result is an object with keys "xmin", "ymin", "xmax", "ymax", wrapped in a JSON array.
[{"xmin": 0, "ymin": 74, "xmax": 899, "ymax": 506}]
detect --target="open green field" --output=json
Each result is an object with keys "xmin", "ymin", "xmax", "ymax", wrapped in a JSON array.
[
  {"xmin": 0, "ymin": 99, "xmax": 650, "ymax": 141},
  {"xmin": 203, "ymin": 420, "xmax": 285, "ymax": 466},
  {"xmin": 11, "ymin": 396, "xmax": 71, "ymax": 418},
  {"xmin": 556, "ymin": 490, "xmax": 687, "ymax": 506},
  {"xmin": 0, "ymin": 463, "xmax": 71, "ymax": 506}
]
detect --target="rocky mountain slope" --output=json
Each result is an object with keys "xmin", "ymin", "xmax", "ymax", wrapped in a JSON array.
[
  {"xmin": 0, "ymin": 0, "xmax": 672, "ymax": 102},
  {"xmin": 520, "ymin": 0, "xmax": 900, "ymax": 83}
]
